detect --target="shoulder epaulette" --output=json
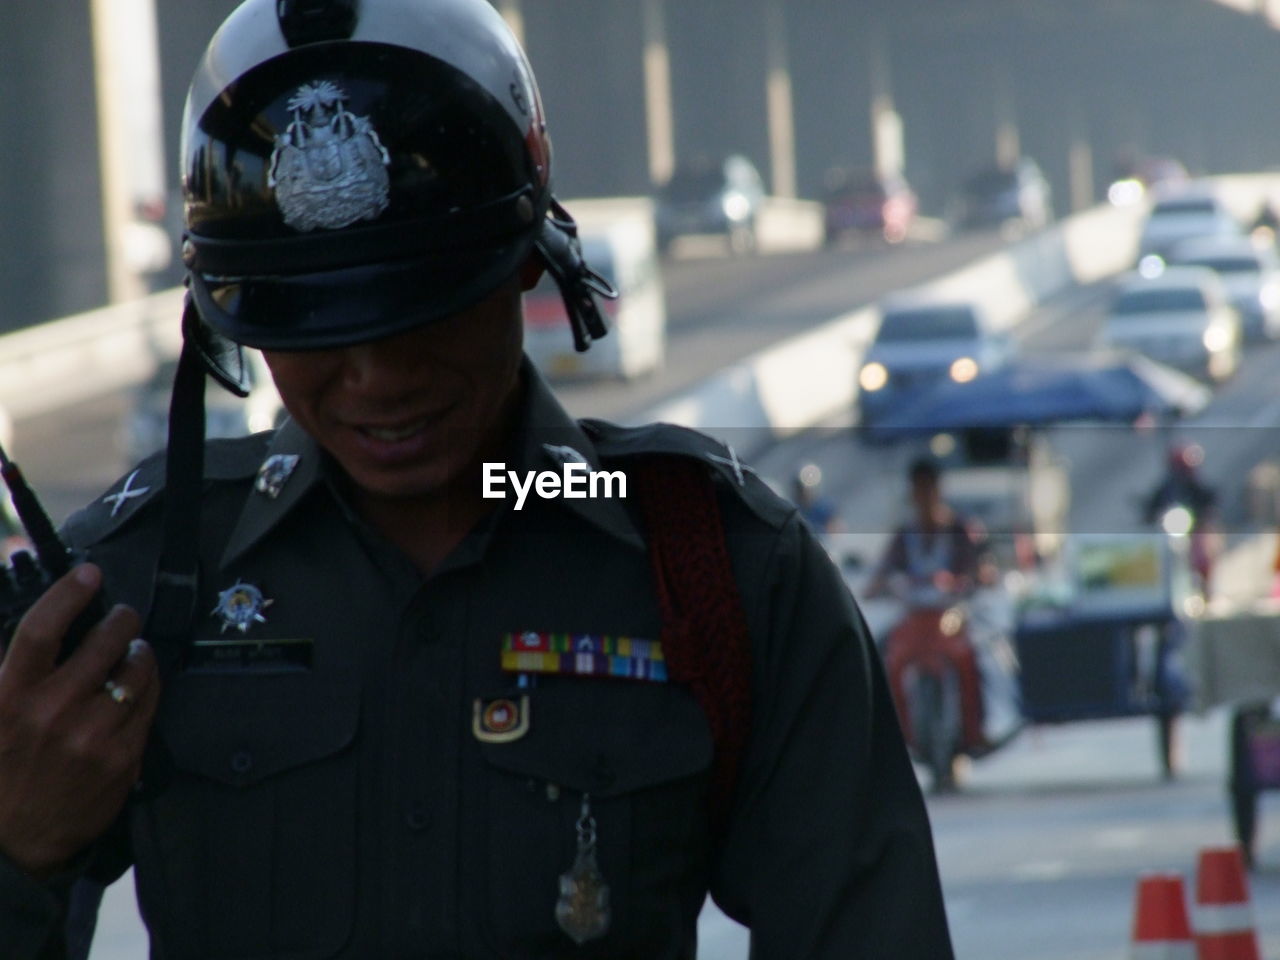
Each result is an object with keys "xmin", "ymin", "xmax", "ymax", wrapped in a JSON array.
[
  {"xmin": 580, "ymin": 418, "xmax": 794, "ymax": 529},
  {"xmin": 62, "ymin": 433, "xmax": 272, "ymax": 548}
]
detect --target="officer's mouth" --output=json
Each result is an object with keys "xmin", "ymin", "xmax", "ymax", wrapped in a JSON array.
[{"xmin": 344, "ymin": 405, "xmax": 459, "ymax": 461}]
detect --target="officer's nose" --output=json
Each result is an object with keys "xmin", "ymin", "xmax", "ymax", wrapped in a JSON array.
[{"xmin": 339, "ymin": 335, "xmax": 416, "ymax": 392}]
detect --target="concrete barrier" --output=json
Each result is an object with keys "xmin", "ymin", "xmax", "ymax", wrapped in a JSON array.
[
  {"xmin": 756, "ymin": 196, "xmax": 825, "ymax": 252},
  {"xmin": 0, "ymin": 287, "xmax": 183, "ymax": 420},
  {"xmin": 636, "ymin": 202, "xmax": 1144, "ymax": 444}
]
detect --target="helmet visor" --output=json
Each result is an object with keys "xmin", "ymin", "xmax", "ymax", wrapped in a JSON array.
[{"xmin": 190, "ymin": 231, "xmax": 534, "ymax": 351}]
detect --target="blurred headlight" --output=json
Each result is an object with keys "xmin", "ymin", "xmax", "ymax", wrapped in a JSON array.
[
  {"xmin": 722, "ymin": 192, "xmax": 751, "ymax": 221},
  {"xmin": 1161, "ymin": 505, "xmax": 1194, "ymax": 538},
  {"xmin": 1203, "ymin": 325, "xmax": 1231, "ymax": 352},
  {"xmin": 1107, "ymin": 179, "xmax": 1144, "ymax": 207},
  {"xmin": 859, "ymin": 362, "xmax": 888, "ymax": 392},
  {"xmin": 1137, "ymin": 255, "xmax": 1166, "ymax": 279},
  {"xmin": 949, "ymin": 356, "xmax": 979, "ymax": 383}
]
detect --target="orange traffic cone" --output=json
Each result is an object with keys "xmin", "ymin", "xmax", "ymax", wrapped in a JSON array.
[
  {"xmin": 1192, "ymin": 847, "xmax": 1261, "ymax": 960},
  {"xmin": 1131, "ymin": 872, "xmax": 1196, "ymax": 959}
]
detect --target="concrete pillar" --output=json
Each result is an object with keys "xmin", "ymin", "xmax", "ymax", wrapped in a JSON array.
[
  {"xmin": 642, "ymin": 0, "xmax": 675, "ymax": 187},
  {"xmin": 91, "ymin": 0, "xmax": 163, "ymax": 304},
  {"xmin": 1068, "ymin": 129, "xmax": 1095, "ymax": 213},
  {"xmin": 1, "ymin": 0, "xmax": 107, "ymax": 328},
  {"xmin": 763, "ymin": 0, "xmax": 796, "ymax": 198},
  {"xmin": 992, "ymin": 69, "xmax": 1020, "ymax": 168},
  {"xmin": 867, "ymin": 26, "xmax": 904, "ymax": 179}
]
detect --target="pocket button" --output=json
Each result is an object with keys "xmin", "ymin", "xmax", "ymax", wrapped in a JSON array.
[{"xmin": 405, "ymin": 804, "xmax": 431, "ymax": 832}]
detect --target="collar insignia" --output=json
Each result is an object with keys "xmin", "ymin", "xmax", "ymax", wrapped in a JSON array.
[
  {"xmin": 543, "ymin": 443, "xmax": 588, "ymax": 465},
  {"xmin": 255, "ymin": 454, "xmax": 301, "ymax": 500},
  {"xmin": 267, "ymin": 80, "xmax": 391, "ymax": 232},
  {"xmin": 102, "ymin": 469, "xmax": 151, "ymax": 518},
  {"xmin": 211, "ymin": 580, "xmax": 275, "ymax": 635}
]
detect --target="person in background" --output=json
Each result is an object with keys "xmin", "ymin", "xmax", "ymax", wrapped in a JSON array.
[{"xmin": 866, "ymin": 457, "xmax": 995, "ymax": 781}]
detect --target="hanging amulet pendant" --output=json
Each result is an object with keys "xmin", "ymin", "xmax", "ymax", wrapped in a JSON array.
[{"xmin": 555, "ymin": 793, "xmax": 611, "ymax": 944}]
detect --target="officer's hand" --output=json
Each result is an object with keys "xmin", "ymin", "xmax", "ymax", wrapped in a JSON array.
[{"xmin": 0, "ymin": 564, "xmax": 159, "ymax": 879}]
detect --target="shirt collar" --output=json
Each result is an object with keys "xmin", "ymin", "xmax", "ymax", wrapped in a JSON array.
[
  {"xmin": 220, "ymin": 357, "xmax": 645, "ymax": 571},
  {"xmin": 220, "ymin": 417, "xmax": 326, "ymax": 570},
  {"xmin": 509, "ymin": 360, "xmax": 645, "ymax": 552}
]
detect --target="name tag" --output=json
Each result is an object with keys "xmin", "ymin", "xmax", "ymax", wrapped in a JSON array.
[{"xmin": 184, "ymin": 637, "xmax": 314, "ymax": 674}]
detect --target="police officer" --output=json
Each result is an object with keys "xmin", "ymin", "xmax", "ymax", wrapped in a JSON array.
[{"xmin": 0, "ymin": 1, "xmax": 954, "ymax": 956}]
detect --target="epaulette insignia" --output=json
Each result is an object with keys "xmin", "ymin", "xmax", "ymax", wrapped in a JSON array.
[
  {"xmin": 101, "ymin": 469, "xmax": 152, "ymax": 517},
  {"xmin": 705, "ymin": 446, "xmax": 756, "ymax": 487}
]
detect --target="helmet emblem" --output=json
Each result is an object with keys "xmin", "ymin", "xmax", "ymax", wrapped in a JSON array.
[{"xmin": 268, "ymin": 80, "xmax": 391, "ymax": 232}]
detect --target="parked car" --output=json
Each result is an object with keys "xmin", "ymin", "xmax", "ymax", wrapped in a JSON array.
[
  {"xmin": 857, "ymin": 298, "xmax": 1016, "ymax": 426},
  {"xmin": 523, "ymin": 198, "xmax": 667, "ymax": 380},
  {"xmin": 120, "ymin": 350, "xmax": 286, "ymax": 465},
  {"xmin": 654, "ymin": 154, "xmax": 766, "ymax": 256},
  {"xmin": 953, "ymin": 158, "xmax": 1053, "ymax": 234},
  {"xmin": 821, "ymin": 167, "xmax": 917, "ymax": 245},
  {"xmin": 1137, "ymin": 186, "xmax": 1241, "ymax": 262},
  {"xmin": 1101, "ymin": 267, "xmax": 1242, "ymax": 383},
  {"xmin": 1166, "ymin": 234, "xmax": 1280, "ymax": 342}
]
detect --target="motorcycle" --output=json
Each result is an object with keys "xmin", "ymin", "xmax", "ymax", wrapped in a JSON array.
[{"xmin": 878, "ymin": 578, "xmax": 990, "ymax": 793}]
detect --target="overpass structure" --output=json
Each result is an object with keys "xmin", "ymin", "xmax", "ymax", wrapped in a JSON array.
[{"xmin": 4, "ymin": 0, "xmax": 1280, "ymax": 330}]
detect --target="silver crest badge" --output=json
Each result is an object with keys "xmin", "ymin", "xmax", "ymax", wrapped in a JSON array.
[
  {"xmin": 267, "ymin": 80, "xmax": 391, "ymax": 232},
  {"xmin": 211, "ymin": 580, "xmax": 275, "ymax": 635},
  {"xmin": 255, "ymin": 454, "xmax": 300, "ymax": 500}
]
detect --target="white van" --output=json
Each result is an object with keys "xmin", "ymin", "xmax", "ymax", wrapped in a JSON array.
[
  {"xmin": 523, "ymin": 198, "xmax": 666, "ymax": 380},
  {"xmin": 1102, "ymin": 266, "xmax": 1242, "ymax": 382}
]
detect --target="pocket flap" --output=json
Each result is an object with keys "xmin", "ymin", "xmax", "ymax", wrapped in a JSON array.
[
  {"xmin": 478, "ymin": 682, "xmax": 712, "ymax": 796},
  {"xmin": 160, "ymin": 673, "xmax": 360, "ymax": 786}
]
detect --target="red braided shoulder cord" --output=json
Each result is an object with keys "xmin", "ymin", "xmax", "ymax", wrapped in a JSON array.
[{"xmin": 631, "ymin": 456, "xmax": 753, "ymax": 838}]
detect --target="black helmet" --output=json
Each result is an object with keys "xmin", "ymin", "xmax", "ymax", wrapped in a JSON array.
[{"xmin": 180, "ymin": 0, "xmax": 611, "ymax": 376}]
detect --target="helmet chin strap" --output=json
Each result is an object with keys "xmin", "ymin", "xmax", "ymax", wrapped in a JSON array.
[
  {"xmin": 147, "ymin": 294, "xmax": 207, "ymax": 644},
  {"xmin": 535, "ymin": 197, "xmax": 618, "ymax": 353}
]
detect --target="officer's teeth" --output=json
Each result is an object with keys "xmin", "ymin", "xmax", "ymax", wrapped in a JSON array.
[{"xmin": 364, "ymin": 422, "xmax": 425, "ymax": 442}]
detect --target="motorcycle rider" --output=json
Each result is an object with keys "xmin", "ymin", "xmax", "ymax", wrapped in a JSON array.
[
  {"xmin": 866, "ymin": 457, "xmax": 995, "ymax": 786},
  {"xmin": 1142, "ymin": 441, "xmax": 1220, "ymax": 597}
]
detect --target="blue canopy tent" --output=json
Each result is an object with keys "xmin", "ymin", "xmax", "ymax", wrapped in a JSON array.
[{"xmin": 862, "ymin": 351, "xmax": 1211, "ymax": 443}]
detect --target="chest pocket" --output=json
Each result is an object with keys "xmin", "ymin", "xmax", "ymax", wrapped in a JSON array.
[
  {"xmin": 476, "ymin": 681, "xmax": 713, "ymax": 959},
  {"xmin": 131, "ymin": 672, "xmax": 361, "ymax": 960}
]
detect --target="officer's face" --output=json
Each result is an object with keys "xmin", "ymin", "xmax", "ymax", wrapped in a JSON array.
[{"xmin": 263, "ymin": 275, "xmax": 527, "ymax": 502}]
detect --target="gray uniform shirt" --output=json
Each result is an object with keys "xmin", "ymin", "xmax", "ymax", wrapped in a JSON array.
[{"xmin": 0, "ymin": 364, "xmax": 954, "ymax": 959}]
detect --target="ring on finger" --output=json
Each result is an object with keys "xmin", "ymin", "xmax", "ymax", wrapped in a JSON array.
[{"xmin": 103, "ymin": 679, "xmax": 135, "ymax": 706}]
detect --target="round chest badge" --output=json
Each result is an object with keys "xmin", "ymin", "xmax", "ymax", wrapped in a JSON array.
[
  {"xmin": 211, "ymin": 580, "xmax": 275, "ymax": 635},
  {"xmin": 472, "ymin": 695, "xmax": 531, "ymax": 743},
  {"xmin": 483, "ymin": 699, "xmax": 518, "ymax": 734}
]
